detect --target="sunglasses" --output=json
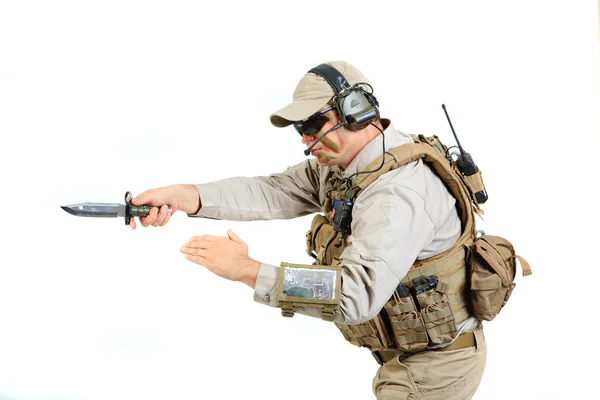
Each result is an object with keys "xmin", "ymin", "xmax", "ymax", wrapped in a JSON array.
[{"xmin": 293, "ymin": 106, "xmax": 334, "ymax": 136}]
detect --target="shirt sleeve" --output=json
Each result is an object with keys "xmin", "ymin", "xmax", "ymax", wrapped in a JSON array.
[
  {"xmin": 188, "ymin": 159, "xmax": 322, "ymax": 221},
  {"xmin": 252, "ymin": 173, "xmax": 437, "ymax": 324}
]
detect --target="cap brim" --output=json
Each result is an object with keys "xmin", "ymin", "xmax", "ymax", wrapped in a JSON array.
[{"xmin": 270, "ymin": 97, "xmax": 331, "ymax": 128}]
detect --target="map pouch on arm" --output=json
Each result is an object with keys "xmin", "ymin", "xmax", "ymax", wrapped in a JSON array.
[
  {"xmin": 276, "ymin": 262, "xmax": 342, "ymax": 321},
  {"xmin": 469, "ymin": 235, "xmax": 532, "ymax": 321}
]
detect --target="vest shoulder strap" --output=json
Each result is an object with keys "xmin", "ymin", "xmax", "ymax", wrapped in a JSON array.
[
  {"xmin": 352, "ymin": 135, "xmax": 448, "ymax": 190},
  {"xmin": 352, "ymin": 135, "xmax": 477, "ymax": 238}
]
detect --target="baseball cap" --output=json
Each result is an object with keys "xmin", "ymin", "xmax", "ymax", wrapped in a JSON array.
[{"xmin": 270, "ymin": 61, "xmax": 371, "ymax": 128}]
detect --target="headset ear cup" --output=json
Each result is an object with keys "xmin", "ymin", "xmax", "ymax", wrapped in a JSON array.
[
  {"xmin": 367, "ymin": 91, "xmax": 379, "ymax": 109},
  {"xmin": 331, "ymin": 96, "xmax": 345, "ymax": 127},
  {"xmin": 308, "ymin": 64, "xmax": 381, "ymax": 131},
  {"xmin": 368, "ymin": 92, "xmax": 380, "ymax": 119},
  {"xmin": 341, "ymin": 89, "xmax": 379, "ymax": 130}
]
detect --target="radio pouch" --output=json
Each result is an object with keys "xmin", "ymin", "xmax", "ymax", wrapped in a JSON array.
[{"xmin": 469, "ymin": 235, "xmax": 532, "ymax": 321}]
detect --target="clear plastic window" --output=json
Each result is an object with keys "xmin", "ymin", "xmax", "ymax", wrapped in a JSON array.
[{"xmin": 282, "ymin": 267, "xmax": 337, "ymax": 300}]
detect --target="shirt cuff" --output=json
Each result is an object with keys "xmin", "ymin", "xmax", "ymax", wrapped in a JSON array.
[
  {"xmin": 187, "ymin": 183, "xmax": 222, "ymax": 218},
  {"xmin": 253, "ymin": 263, "xmax": 279, "ymax": 307}
]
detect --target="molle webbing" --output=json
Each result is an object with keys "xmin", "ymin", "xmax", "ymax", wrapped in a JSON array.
[{"xmin": 403, "ymin": 245, "xmax": 471, "ymax": 326}]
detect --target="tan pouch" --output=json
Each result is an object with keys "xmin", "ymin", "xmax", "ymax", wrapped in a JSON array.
[
  {"xmin": 305, "ymin": 214, "xmax": 329, "ymax": 257},
  {"xmin": 469, "ymin": 235, "xmax": 532, "ymax": 321},
  {"xmin": 384, "ymin": 296, "xmax": 428, "ymax": 351},
  {"xmin": 335, "ymin": 316, "xmax": 394, "ymax": 351},
  {"xmin": 306, "ymin": 214, "xmax": 344, "ymax": 264},
  {"xmin": 415, "ymin": 281, "xmax": 457, "ymax": 344}
]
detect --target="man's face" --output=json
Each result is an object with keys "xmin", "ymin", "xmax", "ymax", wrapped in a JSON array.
[{"xmin": 299, "ymin": 105, "xmax": 351, "ymax": 166}]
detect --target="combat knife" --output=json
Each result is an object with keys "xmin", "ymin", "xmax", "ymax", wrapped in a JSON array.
[{"xmin": 61, "ymin": 191, "xmax": 171, "ymax": 225}]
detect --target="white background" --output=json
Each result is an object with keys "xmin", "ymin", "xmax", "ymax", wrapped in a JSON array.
[{"xmin": 0, "ymin": 1, "xmax": 598, "ymax": 399}]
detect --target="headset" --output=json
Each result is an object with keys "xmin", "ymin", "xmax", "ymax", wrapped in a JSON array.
[
  {"xmin": 302, "ymin": 64, "xmax": 381, "ymax": 156},
  {"xmin": 309, "ymin": 63, "xmax": 380, "ymax": 131}
]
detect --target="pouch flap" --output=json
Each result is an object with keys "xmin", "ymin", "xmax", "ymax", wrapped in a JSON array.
[
  {"xmin": 305, "ymin": 214, "xmax": 329, "ymax": 254},
  {"xmin": 474, "ymin": 237, "xmax": 513, "ymax": 287},
  {"xmin": 471, "ymin": 273, "xmax": 503, "ymax": 290}
]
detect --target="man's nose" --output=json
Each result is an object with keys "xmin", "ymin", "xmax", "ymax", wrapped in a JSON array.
[{"xmin": 301, "ymin": 133, "xmax": 315, "ymax": 146}]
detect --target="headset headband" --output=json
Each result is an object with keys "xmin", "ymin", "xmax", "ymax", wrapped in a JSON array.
[{"xmin": 308, "ymin": 63, "xmax": 350, "ymax": 94}]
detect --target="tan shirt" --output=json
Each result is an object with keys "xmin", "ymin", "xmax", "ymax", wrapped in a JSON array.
[{"xmin": 191, "ymin": 120, "xmax": 478, "ymax": 333}]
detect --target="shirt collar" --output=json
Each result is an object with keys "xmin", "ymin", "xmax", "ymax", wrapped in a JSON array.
[{"xmin": 340, "ymin": 119, "xmax": 414, "ymax": 179}]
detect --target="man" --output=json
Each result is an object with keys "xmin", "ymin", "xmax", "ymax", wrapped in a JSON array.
[{"xmin": 129, "ymin": 61, "xmax": 487, "ymax": 399}]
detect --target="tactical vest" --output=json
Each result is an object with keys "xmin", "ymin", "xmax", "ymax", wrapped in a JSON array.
[{"xmin": 305, "ymin": 134, "xmax": 485, "ymax": 352}]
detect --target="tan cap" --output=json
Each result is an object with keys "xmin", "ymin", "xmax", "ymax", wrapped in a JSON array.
[{"xmin": 270, "ymin": 61, "xmax": 371, "ymax": 128}]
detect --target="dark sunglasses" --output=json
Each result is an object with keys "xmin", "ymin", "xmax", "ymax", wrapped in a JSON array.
[{"xmin": 293, "ymin": 106, "xmax": 334, "ymax": 136}]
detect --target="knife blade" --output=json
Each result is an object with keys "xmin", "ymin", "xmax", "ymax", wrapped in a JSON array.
[{"xmin": 61, "ymin": 191, "xmax": 171, "ymax": 225}]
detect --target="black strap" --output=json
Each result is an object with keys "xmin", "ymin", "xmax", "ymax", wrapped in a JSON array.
[{"xmin": 308, "ymin": 63, "xmax": 350, "ymax": 94}]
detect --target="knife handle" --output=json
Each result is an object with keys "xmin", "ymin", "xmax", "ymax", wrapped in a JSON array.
[
  {"xmin": 124, "ymin": 191, "xmax": 172, "ymax": 225},
  {"xmin": 129, "ymin": 205, "xmax": 173, "ymax": 217},
  {"xmin": 130, "ymin": 205, "xmax": 153, "ymax": 217}
]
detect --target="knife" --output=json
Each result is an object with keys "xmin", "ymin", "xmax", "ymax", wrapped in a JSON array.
[{"xmin": 61, "ymin": 191, "xmax": 172, "ymax": 225}]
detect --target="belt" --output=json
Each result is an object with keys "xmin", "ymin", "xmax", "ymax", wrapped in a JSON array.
[{"xmin": 371, "ymin": 331, "xmax": 476, "ymax": 366}]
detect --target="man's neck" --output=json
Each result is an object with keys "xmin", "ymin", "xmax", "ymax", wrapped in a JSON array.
[{"xmin": 339, "ymin": 122, "xmax": 384, "ymax": 169}]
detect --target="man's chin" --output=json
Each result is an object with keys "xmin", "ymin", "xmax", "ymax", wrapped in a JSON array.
[{"xmin": 314, "ymin": 155, "xmax": 333, "ymax": 165}]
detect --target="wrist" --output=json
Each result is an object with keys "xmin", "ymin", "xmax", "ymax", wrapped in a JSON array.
[
  {"xmin": 241, "ymin": 259, "xmax": 261, "ymax": 289},
  {"xmin": 177, "ymin": 184, "xmax": 201, "ymax": 214}
]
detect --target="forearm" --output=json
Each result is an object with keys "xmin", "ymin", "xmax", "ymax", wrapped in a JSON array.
[{"xmin": 189, "ymin": 178, "xmax": 320, "ymax": 222}]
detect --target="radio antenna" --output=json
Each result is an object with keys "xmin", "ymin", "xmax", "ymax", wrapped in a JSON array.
[
  {"xmin": 441, "ymin": 104, "xmax": 465, "ymax": 153},
  {"xmin": 440, "ymin": 103, "xmax": 488, "ymax": 203}
]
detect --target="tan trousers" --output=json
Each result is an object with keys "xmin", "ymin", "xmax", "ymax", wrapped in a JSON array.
[{"xmin": 372, "ymin": 327, "xmax": 487, "ymax": 400}]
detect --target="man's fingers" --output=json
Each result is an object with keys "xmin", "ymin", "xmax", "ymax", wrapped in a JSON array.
[
  {"xmin": 140, "ymin": 207, "xmax": 159, "ymax": 227},
  {"xmin": 189, "ymin": 235, "xmax": 219, "ymax": 242},
  {"xmin": 169, "ymin": 201, "xmax": 180, "ymax": 214},
  {"xmin": 180, "ymin": 246, "xmax": 206, "ymax": 257},
  {"xmin": 181, "ymin": 244, "xmax": 207, "ymax": 264},
  {"xmin": 184, "ymin": 239, "xmax": 212, "ymax": 249},
  {"xmin": 152, "ymin": 205, "xmax": 171, "ymax": 227},
  {"xmin": 132, "ymin": 205, "xmax": 174, "ymax": 229},
  {"xmin": 129, "ymin": 217, "xmax": 137, "ymax": 229},
  {"xmin": 184, "ymin": 254, "xmax": 205, "ymax": 265},
  {"xmin": 160, "ymin": 206, "xmax": 173, "ymax": 226}
]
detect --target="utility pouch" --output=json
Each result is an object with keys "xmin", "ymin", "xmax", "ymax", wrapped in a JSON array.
[
  {"xmin": 463, "ymin": 170, "xmax": 487, "ymax": 204},
  {"xmin": 305, "ymin": 214, "xmax": 329, "ymax": 258},
  {"xmin": 335, "ymin": 316, "xmax": 394, "ymax": 352},
  {"xmin": 469, "ymin": 235, "xmax": 532, "ymax": 321},
  {"xmin": 384, "ymin": 296, "xmax": 428, "ymax": 352},
  {"xmin": 415, "ymin": 280, "xmax": 458, "ymax": 344},
  {"xmin": 306, "ymin": 214, "xmax": 344, "ymax": 264}
]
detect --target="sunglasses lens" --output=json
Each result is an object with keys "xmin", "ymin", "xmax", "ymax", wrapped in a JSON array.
[{"xmin": 294, "ymin": 115, "xmax": 329, "ymax": 136}]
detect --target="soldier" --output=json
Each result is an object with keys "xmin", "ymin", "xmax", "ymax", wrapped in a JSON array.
[{"xmin": 130, "ymin": 61, "xmax": 487, "ymax": 399}]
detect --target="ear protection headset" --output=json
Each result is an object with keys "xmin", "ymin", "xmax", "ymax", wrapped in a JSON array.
[{"xmin": 308, "ymin": 63, "xmax": 380, "ymax": 131}]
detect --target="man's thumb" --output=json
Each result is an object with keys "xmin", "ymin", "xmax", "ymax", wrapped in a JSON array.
[
  {"xmin": 227, "ymin": 228, "xmax": 244, "ymax": 244},
  {"xmin": 131, "ymin": 191, "xmax": 151, "ymax": 206}
]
